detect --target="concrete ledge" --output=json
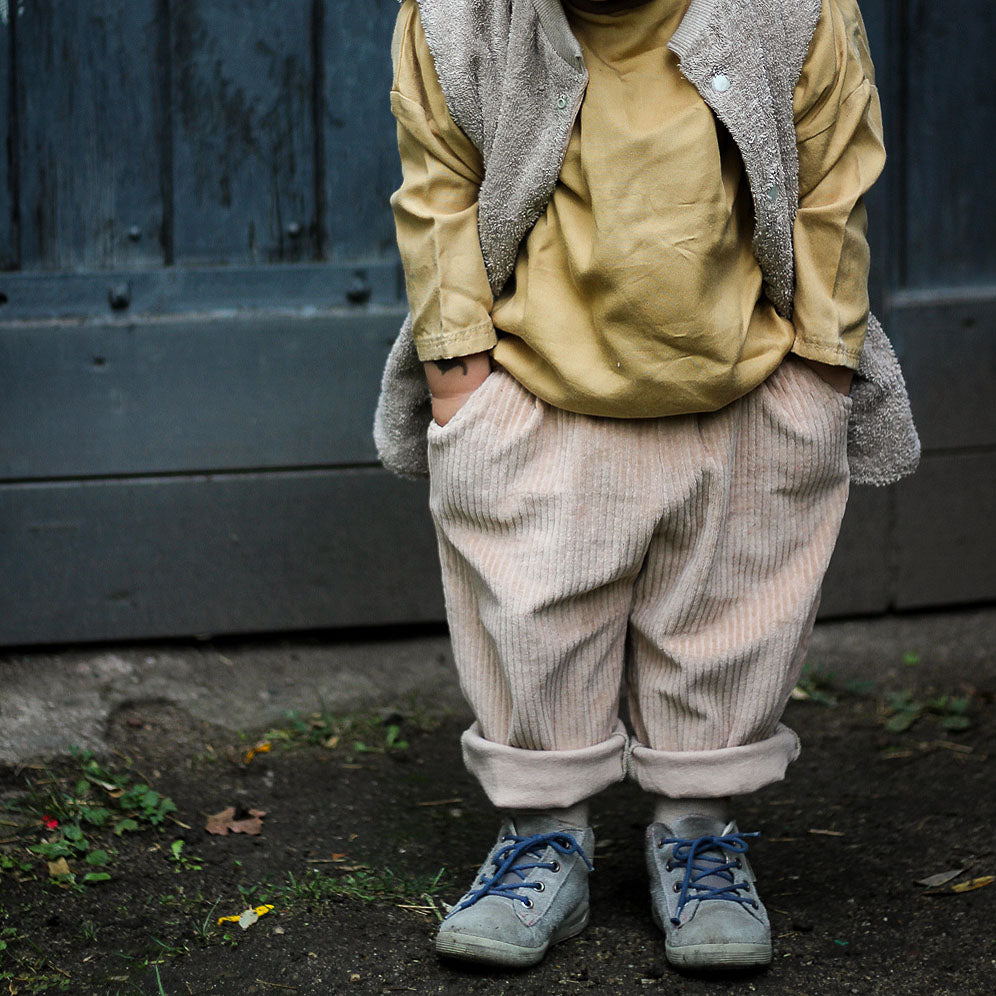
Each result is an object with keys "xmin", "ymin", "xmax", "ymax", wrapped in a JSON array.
[
  {"xmin": 1, "ymin": 608, "xmax": 993, "ymax": 765},
  {"xmin": 0, "ymin": 633, "xmax": 467, "ymax": 765}
]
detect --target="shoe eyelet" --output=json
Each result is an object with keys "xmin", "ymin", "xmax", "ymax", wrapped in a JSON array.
[
  {"xmin": 735, "ymin": 859, "xmax": 743, "ymax": 868},
  {"xmin": 523, "ymin": 899, "xmax": 533, "ymax": 909},
  {"xmin": 752, "ymin": 900, "xmax": 759, "ymax": 909},
  {"xmin": 665, "ymin": 861, "xmax": 674, "ymax": 872},
  {"xmin": 535, "ymin": 882, "xmax": 545, "ymax": 893},
  {"xmin": 550, "ymin": 861, "xmax": 560, "ymax": 873},
  {"xmin": 673, "ymin": 883, "xmax": 681, "ymax": 893}
]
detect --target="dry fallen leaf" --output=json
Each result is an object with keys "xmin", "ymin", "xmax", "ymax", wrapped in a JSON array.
[
  {"xmin": 243, "ymin": 742, "xmax": 272, "ymax": 765},
  {"xmin": 47, "ymin": 857, "xmax": 71, "ymax": 878},
  {"xmin": 205, "ymin": 806, "xmax": 267, "ymax": 836},
  {"xmin": 951, "ymin": 876, "xmax": 994, "ymax": 894},
  {"xmin": 917, "ymin": 869, "xmax": 965, "ymax": 888}
]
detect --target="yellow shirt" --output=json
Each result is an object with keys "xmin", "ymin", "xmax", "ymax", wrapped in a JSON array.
[{"xmin": 390, "ymin": 0, "xmax": 885, "ymax": 417}]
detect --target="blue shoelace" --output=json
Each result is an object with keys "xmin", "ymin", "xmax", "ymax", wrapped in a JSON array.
[
  {"xmin": 660, "ymin": 830, "xmax": 760, "ymax": 925},
  {"xmin": 455, "ymin": 831, "xmax": 593, "ymax": 912}
]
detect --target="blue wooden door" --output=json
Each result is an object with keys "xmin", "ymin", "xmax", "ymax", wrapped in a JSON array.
[
  {"xmin": 0, "ymin": 0, "xmax": 993, "ymax": 644},
  {"xmin": 0, "ymin": 0, "xmax": 442, "ymax": 644}
]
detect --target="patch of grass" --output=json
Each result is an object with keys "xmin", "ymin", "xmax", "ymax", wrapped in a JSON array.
[
  {"xmin": 224, "ymin": 865, "xmax": 447, "ymax": 913},
  {"xmin": 193, "ymin": 899, "xmax": 223, "ymax": 943},
  {"xmin": 0, "ymin": 905, "xmax": 71, "ymax": 992},
  {"xmin": 319, "ymin": 865, "xmax": 447, "ymax": 903},
  {"xmin": 261, "ymin": 705, "xmax": 438, "ymax": 758},
  {"xmin": 0, "ymin": 750, "xmax": 179, "ymax": 890}
]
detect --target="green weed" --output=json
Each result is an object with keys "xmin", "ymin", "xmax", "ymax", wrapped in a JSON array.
[
  {"xmin": 168, "ymin": 840, "xmax": 203, "ymax": 873},
  {"xmin": 882, "ymin": 691, "xmax": 972, "ymax": 733},
  {"xmin": 194, "ymin": 899, "xmax": 223, "ymax": 943},
  {"xmin": 792, "ymin": 662, "xmax": 840, "ymax": 708},
  {"xmin": 262, "ymin": 707, "xmax": 432, "ymax": 757},
  {"xmin": 0, "ymin": 750, "xmax": 179, "ymax": 889}
]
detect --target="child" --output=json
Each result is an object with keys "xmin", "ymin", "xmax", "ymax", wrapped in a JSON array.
[{"xmin": 375, "ymin": 0, "xmax": 919, "ymax": 973}]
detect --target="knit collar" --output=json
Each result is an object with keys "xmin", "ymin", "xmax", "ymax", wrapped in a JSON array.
[{"xmin": 565, "ymin": 0, "xmax": 655, "ymax": 13}]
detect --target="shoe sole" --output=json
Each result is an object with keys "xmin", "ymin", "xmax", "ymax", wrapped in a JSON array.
[
  {"xmin": 435, "ymin": 902, "xmax": 589, "ymax": 968},
  {"xmin": 652, "ymin": 906, "xmax": 772, "ymax": 970},
  {"xmin": 665, "ymin": 940, "xmax": 772, "ymax": 970}
]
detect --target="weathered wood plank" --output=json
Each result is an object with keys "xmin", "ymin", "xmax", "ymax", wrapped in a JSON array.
[
  {"xmin": 14, "ymin": 0, "xmax": 164, "ymax": 270},
  {"xmin": 170, "ymin": 0, "xmax": 316, "ymax": 264},
  {"xmin": 887, "ymin": 289, "xmax": 996, "ymax": 451},
  {"xmin": 0, "ymin": 457, "xmax": 963, "ymax": 646},
  {"xmin": 820, "ymin": 485, "xmax": 892, "ymax": 618},
  {"xmin": 0, "ymin": 261, "xmax": 401, "ymax": 319},
  {"xmin": 321, "ymin": 0, "xmax": 400, "ymax": 259},
  {"xmin": 0, "ymin": 461, "xmax": 947, "ymax": 647},
  {"xmin": 854, "ymin": 0, "xmax": 892, "ymax": 315},
  {"xmin": 904, "ymin": 0, "xmax": 996, "ymax": 287},
  {"xmin": 0, "ymin": 308, "xmax": 407, "ymax": 480},
  {"xmin": 893, "ymin": 449, "xmax": 996, "ymax": 609},
  {"xmin": 0, "ymin": 3, "xmax": 16, "ymax": 270},
  {"xmin": 0, "ymin": 469, "xmax": 443, "ymax": 646}
]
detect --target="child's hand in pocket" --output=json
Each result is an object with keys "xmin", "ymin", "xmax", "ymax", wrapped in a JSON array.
[
  {"xmin": 793, "ymin": 354, "xmax": 854, "ymax": 396},
  {"xmin": 424, "ymin": 352, "xmax": 492, "ymax": 426}
]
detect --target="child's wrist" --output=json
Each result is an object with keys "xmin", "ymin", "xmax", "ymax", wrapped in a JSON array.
[
  {"xmin": 793, "ymin": 354, "xmax": 854, "ymax": 396},
  {"xmin": 424, "ymin": 351, "xmax": 492, "ymax": 425}
]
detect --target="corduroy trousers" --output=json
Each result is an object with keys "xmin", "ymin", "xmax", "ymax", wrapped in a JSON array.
[{"xmin": 427, "ymin": 355, "xmax": 851, "ymax": 811}]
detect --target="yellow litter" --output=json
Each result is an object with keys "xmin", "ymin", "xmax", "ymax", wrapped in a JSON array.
[
  {"xmin": 951, "ymin": 876, "xmax": 994, "ymax": 894},
  {"xmin": 218, "ymin": 904, "xmax": 275, "ymax": 929}
]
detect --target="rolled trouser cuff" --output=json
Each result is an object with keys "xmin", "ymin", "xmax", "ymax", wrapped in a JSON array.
[
  {"xmin": 629, "ymin": 723, "xmax": 801, "ymax": 798},
  {"xmin": 461, "ymin": 720, "xmax": 629, "ymax": 810}
]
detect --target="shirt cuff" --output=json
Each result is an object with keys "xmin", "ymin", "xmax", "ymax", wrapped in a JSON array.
[
  {"xmin": 790, "ymin": 327, "xmax": 865, "ymax": 371},
  {"xmin": 414, "ymin": 320, "xmax": 498, "ymax": 362}
]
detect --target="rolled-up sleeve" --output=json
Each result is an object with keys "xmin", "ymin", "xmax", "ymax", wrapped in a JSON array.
[
  {"xmin": 389, "ymin": 1, "xmax": 496, "ymax": 362},
  {"xmin": 790, "ymin": 0, "xmax": 887, "ymax": 369}
]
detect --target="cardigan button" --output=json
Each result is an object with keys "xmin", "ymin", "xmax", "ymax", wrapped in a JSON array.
[{"xmin": 711, "ymin": 73, "xmax": 731, "ymax": 93}]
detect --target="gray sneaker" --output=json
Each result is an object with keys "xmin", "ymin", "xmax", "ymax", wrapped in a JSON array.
[
  {"xmin": 435, "ymin": 818, "xmax": 594, "ymax": 968},
  {"xmin": 645, "ymin": 816, "xmax": 772, "ymax": 970}
]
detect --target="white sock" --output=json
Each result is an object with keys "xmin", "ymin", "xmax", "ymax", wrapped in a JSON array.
[
  {"xmin": 652, "ymin": 795, "xmax": 731, "ymax": 827},
  {"xmin": 511, "ymin": 800, "xmax": 591, "ymax": 833}
]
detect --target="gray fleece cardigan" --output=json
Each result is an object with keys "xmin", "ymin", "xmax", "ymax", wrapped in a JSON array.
[{"xmin": 373, "ymin": 0, "xmax": 920, "ymax": 487}]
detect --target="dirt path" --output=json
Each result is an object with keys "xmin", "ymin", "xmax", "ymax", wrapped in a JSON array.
[{"xmin": 1, "ymin": 679, "xmax": 993, "ymax": 995}]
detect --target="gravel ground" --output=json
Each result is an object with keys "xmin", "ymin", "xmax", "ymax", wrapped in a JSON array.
[{"xmin": 2, "ymin": 647, "xmax": 994, "ymax": 996}]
